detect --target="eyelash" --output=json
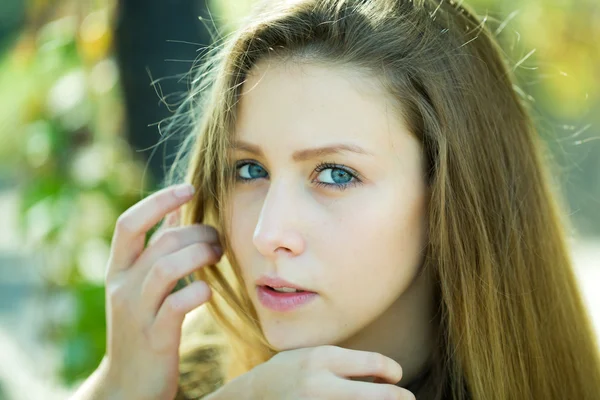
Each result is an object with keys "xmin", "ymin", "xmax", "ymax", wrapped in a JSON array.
[{"xmin": 233, "ymin": 160, "xmax": 363, "ymax": 191}]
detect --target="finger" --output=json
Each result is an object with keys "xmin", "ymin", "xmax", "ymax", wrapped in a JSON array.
[
  {"xmin": 151, "ymin": 280, "xmax": 212, "ymax": 350},
  {"xmin": 161, "ymin": 208, "xmax": 182, "ymax": 230},
  {"xmin": 140, "ymin": 242, "xmax": 222, "ymax": 318},
  {"xmin": 108, "ymin": 184, "xmax": 195, "ymax": 275},
  {"xmin": 319, "ymin": 346, "xmax": 403, "ymax": 384},
  {"xmin": 325, "ymin": 378, "xmax": 415, "ymax": 400},
  {"xmin": 135, "ymin": 224, "xmax": 221, "ymax": 273},
  {"xmin": 146, "ymin": 208, "xmax": 182, "ymax": 247},
  {"xmin": 157, "ymin": 209, "xmax": 181, "ymax": 234},
  {"xmin": 165, "ymin": 208, "xmax": 181, "ymax": 227}
]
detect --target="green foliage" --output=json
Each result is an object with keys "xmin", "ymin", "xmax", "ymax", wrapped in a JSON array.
[
  {"xmin": 56, "ymin": 283, "xmax": 107, "ymax": 382},
  {"xmin": 0, "ymin": 2, "xmax": 153, "ymax": 384}
]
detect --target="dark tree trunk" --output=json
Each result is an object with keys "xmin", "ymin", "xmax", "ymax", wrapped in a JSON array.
[{"xmin": 114, "ymin": 0, "xmax": 213, "ymax": 188}]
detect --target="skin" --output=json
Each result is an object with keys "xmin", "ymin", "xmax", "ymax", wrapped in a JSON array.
[{"xmin": 227, "ymin": 58, "xmax": 438, "ymax": 387}]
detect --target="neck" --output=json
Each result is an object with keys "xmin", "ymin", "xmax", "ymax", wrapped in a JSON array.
[{"xmin": 337, "ymin": 265, "xmax": 438, "ymax": 389}]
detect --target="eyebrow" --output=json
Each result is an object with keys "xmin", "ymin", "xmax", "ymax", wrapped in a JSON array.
[{"xmin": 230, "ymin": 140, "xmax": 373, "ymax": 162}]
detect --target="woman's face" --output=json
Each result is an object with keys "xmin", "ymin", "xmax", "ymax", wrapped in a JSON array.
[{"xmin": 228, "ymin": 59, "xmax": 429, "ymax": 350}]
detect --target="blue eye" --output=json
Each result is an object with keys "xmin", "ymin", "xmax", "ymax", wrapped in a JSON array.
[
  {"xmin": 313, "ymin": 162, "xmax": 361, "ymax": 191},
  {"xmin": 236, "ymin": 162, "xmax": 268, "ymax": 180},
  {"xmin": 316, "ymin": 167, "xmax": 353, "ymax": 185},
  {"xmin": 234, "ymin": 160, "xmax": 362, "ymax": 191}
]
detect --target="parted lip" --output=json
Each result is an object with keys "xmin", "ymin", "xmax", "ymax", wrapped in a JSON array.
[{"xmin": 255, "ymin": 275, "xmax": 315, "ymax": 292}]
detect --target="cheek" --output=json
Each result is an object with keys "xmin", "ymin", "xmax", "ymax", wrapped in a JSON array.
[
  {"xmin": 321, "ymin": 186, "xmax": 427, "ymax": 305},
  {"xmin": 228, "ymin": 194, "xmax": 260, "ymax": 273}
]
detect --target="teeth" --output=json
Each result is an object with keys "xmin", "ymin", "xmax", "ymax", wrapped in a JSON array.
[{"xmin": 272, "ymin": 287, "xmax": 299, "ymax": 293}]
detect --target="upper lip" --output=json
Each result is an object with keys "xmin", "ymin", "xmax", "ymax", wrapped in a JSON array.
[{"xmin": 256, "ymin": 275, "xmax": 315, "ymax": 292}]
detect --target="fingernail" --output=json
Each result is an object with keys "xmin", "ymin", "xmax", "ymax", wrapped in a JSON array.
[
  {"xmin": 211, "ymin": 245, "xmax": 223, "ymax": 257},
  {"xmin": 174, "ymin": 184, "xmax": 195, "ymax": 198}
]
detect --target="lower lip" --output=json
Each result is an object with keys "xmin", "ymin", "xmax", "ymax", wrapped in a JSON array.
[{"xmin": 256, "ymin": 286, "xmax": 318, "ymax": 312}]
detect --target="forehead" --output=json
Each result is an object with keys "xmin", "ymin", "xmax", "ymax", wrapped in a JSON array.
[{"xmin": 234, "ymin": 59, "xmax": 415, "ymax": 158}]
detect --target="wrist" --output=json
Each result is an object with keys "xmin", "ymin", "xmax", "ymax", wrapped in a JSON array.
[
  {"xmin": 97, "ymin": 356, "xmax": 140, "ymax": 400},
  {"xmin": 205, "ymin": 372, "xmax": 256, "ymax": 400},
  {"xmin": 70, "ymin": 356, "xmax": 118, "ymax": 400}
]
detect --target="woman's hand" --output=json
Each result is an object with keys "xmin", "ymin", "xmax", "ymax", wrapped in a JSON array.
[
  {"xmin": 100, "ymin": 183, "xmax": 223, "ymax": 399},
  {"xmin": 209, "ymin": 345, "xmax": 416, "ymax": 400}
]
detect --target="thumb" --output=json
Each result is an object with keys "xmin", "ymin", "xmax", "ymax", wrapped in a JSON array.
[
  {"xmin": 164, "ymin": 208, "xmax": 181, "ymax": 228},
  {"xmin": 147, "ymin": 208, "xmax": 182, "ymax": 247}
]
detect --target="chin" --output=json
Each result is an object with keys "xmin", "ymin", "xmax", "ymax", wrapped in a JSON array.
[
  {"xmin": 267, "ymin": 334, "xmax": 327, "ymax": 351},
  {"xmin": 262, "ymin": 320, "xmax": 350, "ymax": 351},
  {"xmin": 261, "ymin": 322, "xmax": 331, "ymax": 351}
]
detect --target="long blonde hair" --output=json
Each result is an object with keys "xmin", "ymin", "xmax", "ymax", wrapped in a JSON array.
[{"xmin": 164, "ymin": 0, "xmax": 600, "ymax": 398}]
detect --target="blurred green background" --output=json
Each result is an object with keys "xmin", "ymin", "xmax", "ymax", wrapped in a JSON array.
[{"xmin": 0, "ymin": 0, "xmax": 598, "ymax": 399}]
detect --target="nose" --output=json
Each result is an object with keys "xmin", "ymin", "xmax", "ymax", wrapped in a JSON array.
[{"xmin": 252, "ymin": 178, "xmax": 305, "ymax": 259}]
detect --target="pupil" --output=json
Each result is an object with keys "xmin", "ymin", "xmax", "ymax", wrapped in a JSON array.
[
  {"xmin": 249, "ymin": 164, "xmax": 266, "ymax": 178},
  {"xmin": 332, "ymin": 169, "xmax": 350, "ymax": 184}
]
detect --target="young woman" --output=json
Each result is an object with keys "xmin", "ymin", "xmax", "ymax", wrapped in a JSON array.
[{"xmin": 71, "ymin": 0, "xmax": 600, "ymax": 399}]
